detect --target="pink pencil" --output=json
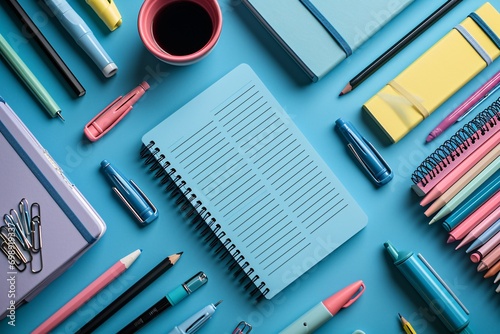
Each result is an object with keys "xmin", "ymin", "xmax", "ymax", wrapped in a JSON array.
[
  {"xmin": 470, "ymin": 232, "xmax": 500, "ymax": 263},
  {"xmin": 477, "ymin": 243, "xmax": 500, "ymax": 272},
  {"xmin": 447, "ymin": 191, "xmax": 500, "ymax": 243},
  {"xmin": 455, "ymin": 206, "xmax": 500, "ymax": 249},
  {"xmin": 484, "ymin": 258, "xmax": 500, "ymax": 278},
  {"xmin": 32, "ymin": 249, "xmax": 141, "ymax": 334}
]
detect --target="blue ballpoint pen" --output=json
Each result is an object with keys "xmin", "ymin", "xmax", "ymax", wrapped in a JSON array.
[
  {"xmin": 100, "ymin": 160, "xmax": 158, "ymax": 225},
  {"xmin": 168, "ymin": 301, "xmax": 222, "ymax": 334},
  {"xmin": 43, "ymin": 0, "xmax": 117, "ymax": 77},
  {"xmin": 335, "ymin": 118, "xmax": 393, "ymax": 186}
]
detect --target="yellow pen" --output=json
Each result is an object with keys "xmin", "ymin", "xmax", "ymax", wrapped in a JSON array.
[{"xmin": 399, "ymin": 313, "xmax": 417, "ymax": 334}]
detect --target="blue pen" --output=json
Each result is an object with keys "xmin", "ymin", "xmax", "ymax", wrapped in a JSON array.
[
  {"xmin": 384, "ymin": 241, "xmax": 474, "ymax": 334},
  {"xmin": 335, "ymin": 118, "xmax": 393, "ymax": 186},
  {"xmin": 442, "ymin": 169, "xmax": 500, "ymax": 231},
  {"xmin": 466, "ymin": 218, "xmax": 500, "ymax": 253},
  {"xmin": 43, "ymin": 0, "xmax": 117, "ymax": 77},
  {"xmin": 100, "ymin": 160, "xmax": 158, "ymax": 225}
]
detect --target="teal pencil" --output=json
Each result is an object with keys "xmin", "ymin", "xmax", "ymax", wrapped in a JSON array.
[
  {"xmin": 429, "ymin": 155, "xmax": 500, "ymax": 224},
  {"xmin": 0, "ymin": 34, "xmax": 63, "ymax": 120}
]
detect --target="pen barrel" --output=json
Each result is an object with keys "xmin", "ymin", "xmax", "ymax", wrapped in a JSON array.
[
  {"xmin": 0, "ymin": 35, "xmax": 60, "ymax": 117},
  {"xmin": 396, "ymin": 254, "xmax": 469, "ymax": 333},
  {"xmin": 279, "ymin": 303, "xmax": 331, "ymax": 334},
  {"xmin": 45, "ymin": 0, "xmax": 116, "ymax": 77},
  {"xmin": 118, "ymin": 297, "xmax": 171, "ymax": 334}
]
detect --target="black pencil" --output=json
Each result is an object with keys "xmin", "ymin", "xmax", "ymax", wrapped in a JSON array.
[
  {"xmin": 339, "ymin": 0, "xmax": 462, "ymax": 96},
  {"xmin": 75, "ymin": 252, "xmax": 183, "ymax": 334},
  {"xmin": 3, "ymin": 0, "xmax": 86, "ymax": 97}
]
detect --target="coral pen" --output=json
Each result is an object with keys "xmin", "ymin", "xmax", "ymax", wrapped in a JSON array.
[{"xmin": 279, "ymin": 280, "xmax": 365, "ymax": 334}]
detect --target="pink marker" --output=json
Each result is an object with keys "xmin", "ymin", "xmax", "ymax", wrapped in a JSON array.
[
  {"xmin": 470, "ymin": 232, "xmax": 500, "ymax": 263},
  {"xmin": 84, "ymin": 82, "xmax": 149, "ymax": 141},
  {"xmin": 32, "ymin": 249, "xmax": 141, "ymax": 333},
  {"xmin": 279, "ymin": 280, "xmax": 365, "ymax": 334}
]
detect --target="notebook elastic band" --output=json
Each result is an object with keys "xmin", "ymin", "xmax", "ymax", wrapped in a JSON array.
[
  {"xmin": 468, "ymin": 12, "xmax": 500, "ymax": 49},
  {"xmin": 455, "ymin": 25, "xmax": 492, "ymax": 65},
  {"xmin": 299, "ymin": 0, "xmax": 352, "ymax": 57},
  {"xmin": 388, "ymin": 80, "xmax": 430, "ymax": 118}
]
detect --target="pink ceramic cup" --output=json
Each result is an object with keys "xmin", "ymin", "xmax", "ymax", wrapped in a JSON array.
[{"xmin": 138, "ymin": 0, "xmax": 222, "ymax": 65}]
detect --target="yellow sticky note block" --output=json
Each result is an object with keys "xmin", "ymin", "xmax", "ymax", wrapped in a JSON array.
[{"xmin": 363, "ymin": 2, "xmax": 500, "ymax": 143}]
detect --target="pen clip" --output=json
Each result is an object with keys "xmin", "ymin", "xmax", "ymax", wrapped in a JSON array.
[
  {"xmin": 347, "ymin": 140, "xmax": 392, "ymax": 186},
  {"xmin": 341, "ymin": 281, "xmax": 365, "ymax": 308},
  {"xmin": 112, "ymin": 179, "xmax": 158, "ymax": 224},
  {"xmin": 185, "ymin": 312, "xmax": 211, "ymax": 333},
  {"xmin": 417, "ymin": 253, "xmax": 469, "ymax": 314}
]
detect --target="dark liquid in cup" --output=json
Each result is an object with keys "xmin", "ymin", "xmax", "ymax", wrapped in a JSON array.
[{"xmin": 152, "ymin": 2, "xmax": 214, "ymax": 56}]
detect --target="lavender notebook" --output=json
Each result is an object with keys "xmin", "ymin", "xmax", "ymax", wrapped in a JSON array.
[{"xmin": 0, "ymin": 98, "xmax": 106, "ymax": 318}]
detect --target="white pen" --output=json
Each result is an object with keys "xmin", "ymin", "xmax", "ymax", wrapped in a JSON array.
[{"xmin": 168, "ymin": 301, "xmax": 222, "ymax": 334}]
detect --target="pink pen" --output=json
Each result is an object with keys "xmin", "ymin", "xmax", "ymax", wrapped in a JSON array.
[
  {"xmin": 279, "ymin": 280, "xmax": 365, "ymax": 334},
  {"xmin": 84, "ymin": 81, "xmax": 149, "ymax": 141},
  {"xmin": 426, "ymin": 70, "xmax": 500, "ymax": 143}
]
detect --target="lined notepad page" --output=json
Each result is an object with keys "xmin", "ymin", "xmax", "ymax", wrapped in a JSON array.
[{"xmin": 142, "ymin": 64, "xmax": 367, "ymax": 298}]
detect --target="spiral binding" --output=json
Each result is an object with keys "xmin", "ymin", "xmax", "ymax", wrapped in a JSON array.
[
  {"xmin": 140, "ymin": 141, "xmax": 269, "ymax": 300},
  {"xmin": 411, "ymin": 96, "xmax": 500, "ymax": 186}
]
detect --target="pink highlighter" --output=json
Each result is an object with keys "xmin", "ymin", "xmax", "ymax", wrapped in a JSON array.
[{"xmin": 84, "ymin": 81, "xmax": 149, "ymax": 141}]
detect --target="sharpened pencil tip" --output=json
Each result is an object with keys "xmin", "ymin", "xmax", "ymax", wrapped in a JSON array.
[{"xmin": 339, "ymin": 83, "xmax": 352, "ymax": 96}]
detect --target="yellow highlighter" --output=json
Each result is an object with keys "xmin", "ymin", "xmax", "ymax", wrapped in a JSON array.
[
  {"xmin": 399, "ymin": 313, "xmax": 417, "ymax": 334},
  {"xmin": 86, "ymin": 0, "xmax": 122, "ymax": 31}
]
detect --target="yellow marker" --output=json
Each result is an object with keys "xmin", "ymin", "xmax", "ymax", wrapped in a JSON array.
[
  {"xmin": 86, "ymin": 0, "xmax": 122, "ymax": 31},
  {"xmin": 399, "ymin": 313, "xmax": 417, "ymax": 334}
]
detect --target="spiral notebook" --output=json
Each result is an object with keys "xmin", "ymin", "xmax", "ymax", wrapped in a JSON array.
[
  {"xmin": 411, "ymin": 96, "xmax": 500, "ymax": 196},
  {"xmin": 140, "ymin": 64, "xmax": 367, "ymax": 299}
]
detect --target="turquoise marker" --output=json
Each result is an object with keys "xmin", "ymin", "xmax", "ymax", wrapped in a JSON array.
[{"xmin": 384, "ymin": 241, "xmax": 474, "ymax": 334}]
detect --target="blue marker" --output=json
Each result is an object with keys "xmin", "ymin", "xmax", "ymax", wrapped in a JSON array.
[
  {"xmin": 335, "ymin": 118, "xmax": 393, "ymax": 186},
  {"xmin": 44, "ymin": 0, "xmax": 117, "ymax": 77},
  {"xmin": 384, "ymin": 241, "xmax": 474, "ymax": 334},
  {"xmin": 100, "ymin": 160, "xmax": 158, "ymax": 225},
  {"xmin": 442, "ymin": 169, "xmax": 500, "ymax": 231}
]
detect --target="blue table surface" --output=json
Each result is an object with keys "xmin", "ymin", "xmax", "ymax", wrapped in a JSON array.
[{"xmin": 1, "ymin": 0, "xmax": 499, "ymax": 333}]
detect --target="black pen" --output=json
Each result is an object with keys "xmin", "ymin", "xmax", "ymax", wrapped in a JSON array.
[
  {"xmin": 117, "ymin": 272, "xmax": 208, "ymax": 334},
  {"xmin": 3, "ymin": 0, "xmax": 86, "ymax": 97},
  {"xmin": 75, "ymin": 252, "xmax": 183, "ymax": 334}
]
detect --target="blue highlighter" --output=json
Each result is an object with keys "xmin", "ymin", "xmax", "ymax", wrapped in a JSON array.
[{"xmin": 384, "ymin": 241, "xmax": 474, "ymax": 334}]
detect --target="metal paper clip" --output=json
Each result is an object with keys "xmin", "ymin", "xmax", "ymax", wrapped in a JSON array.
[
  {"xmin": 232, "ymin": 321, "xmax": 252, "ymax": 334},
  {"xmin": 30, "ymin": 203, "xmax": 43, "ymax": 273},
  {"xmin": 0, "ymin": 226, "xmax": 28, "ymax": 272}
]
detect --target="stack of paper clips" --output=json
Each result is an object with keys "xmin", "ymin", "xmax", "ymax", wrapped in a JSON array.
[{"xmin": 1, "ymin": 198, "xmax": 43, "ymax": 273}]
